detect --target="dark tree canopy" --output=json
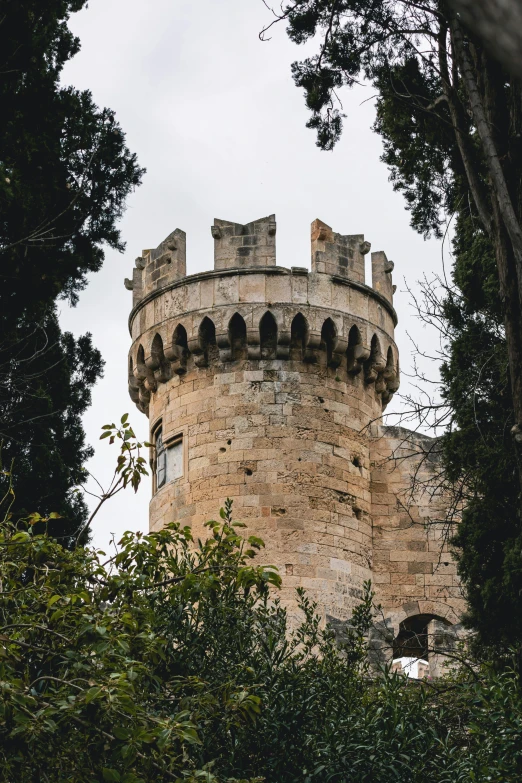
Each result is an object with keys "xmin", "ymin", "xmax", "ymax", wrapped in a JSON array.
[
  {"xmin": 0, "ymin": 0, "xmax": 144, "ymax": 318},
  {"xmin": 0, "ymin": 0, "xmax": 144, "ymax": 542},
  {"xmin": 264, "ymin": 0, "xmax": 522, "ymax": 647},
  {"xmin": 0, "ymin": 309, "xmax": 104, "ymax": 546}
]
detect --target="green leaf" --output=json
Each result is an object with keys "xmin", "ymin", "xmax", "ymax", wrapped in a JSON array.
[
  {"xmin": 113, "ymin": 726, "xmax": 132, "ymax": 740},
  {"xmin": 121, "ymin": 413, "xmax": 129, "ymax": 424},
  {"xmin": 100, "ymin": 431, "xmax": 112, "ymax": 440},
  {"xmin": 84, "ymin": 686, "xmax": 102, "ymax": 704},
  {"xmin": 102, "ymin": 769, "xmax": 121, "ymax": 782}
]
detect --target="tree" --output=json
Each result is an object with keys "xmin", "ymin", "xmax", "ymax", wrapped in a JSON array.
[
  {"xmin": 0, "ymin": 308, "xmax": 103, "ymax": 546},
  {"xmin": 1, "ymin": 423, "xmax": 522, "ymax": 782},
  {"xmin": 446, "ymin": 0, "xmax": 522, "ymax": 79},
  {"xmin": 262, "ymin": 0, "xmax": 522, "ymax": 647},
  {"xmin": 262, "ymin": 0, "xmax": 522, "ymax": 478},
  {"xmin": 0, "ymin": 1, "xmax": 144, "ymax": 541}
]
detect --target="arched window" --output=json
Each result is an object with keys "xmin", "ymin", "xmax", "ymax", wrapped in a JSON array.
[
  {"xmin": 320, "ymin": 318, "xmax": 337, "ymax": 365},
  {"xmin": 392, "ymin": 614, "xmax": 452, "ymax": 679},
  {"xmin": 259, "ymin": 311, "xmax": 278, "ymax": 359},
  {"xmin": 228, "ymin": 313, "xmax": 247, "ymax": 361},
  {"xmin": 369, "ymin": 334, "xmax": 382, "ymax": 365},
  {"xmin": 290, "ymin": 313, "xmax": 308, "ymax": 360},
  {"xmin": 365, "ymin": 334, "xmax": 383, "ymax": 382},
  {"xmin": 135, "ymin": 345, "xmax": 147, "ymax": 379},
  {"xmin": 173, "ymin": 323, "xmax": 188, "ymax": 353},
  {"xmin": 386, "ymin": 346, "xmax": 394, "ymax": 370}
]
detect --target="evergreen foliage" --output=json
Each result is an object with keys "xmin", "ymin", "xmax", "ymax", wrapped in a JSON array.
[
  {"xmin": 441, "ymin": 215, "xmax": 521, "ymax": 647},
  {"xmin": 0, "ymin": 309, "xmax": 103, "ymax": 546},
  {"xmin": 0, "ymin": 1, "xmax": 144, "ymax": 541},
  {"xmin": 374, "ymin": 70, "xmax": 521, "ymax": 647}
]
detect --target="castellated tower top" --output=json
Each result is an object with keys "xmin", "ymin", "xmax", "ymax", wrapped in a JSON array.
[
  {"xmin": 126, "ymin": 214, "xmax": 400, "ymax": 419},
  {"xmin": 126, "ymin": 214, "xmax": 396, "ymax": 316}
]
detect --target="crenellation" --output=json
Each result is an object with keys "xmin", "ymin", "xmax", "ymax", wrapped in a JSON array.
[
  {"xmin": 126, "ymin": 212, "xmax": 465, "ymax": 671},
  {"xmin": 371, "ymin": 250, "xmax": 395, "ymax": 304},
  {"xmin": 212, "ymin": 215, "xmax": 276, "ymax": 270},
  {"xmin": 311, "ymin": 219, "xmax": 368, "ymax": 283}
]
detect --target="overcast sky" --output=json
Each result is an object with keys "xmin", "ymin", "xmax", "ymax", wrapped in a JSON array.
[{"xmin": 59, "ymin": 0, "xmax": 446, "ymax": 553}]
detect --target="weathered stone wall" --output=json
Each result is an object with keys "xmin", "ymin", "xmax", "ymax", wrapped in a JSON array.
[{"xmin": 370, "ymin": 426, "xmax": 465, "ymax": 654}]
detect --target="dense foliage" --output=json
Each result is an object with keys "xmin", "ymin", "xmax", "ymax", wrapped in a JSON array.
[
  {"xmin": 0, "ymin": 311, "xmax": 103, "ymax": 546},
  {"xmin": 0, "ymin": 0, "xmax": 144, "ymax": 540},
  {"xmin": 267, "ymin": 0, "xmax": 522, "ymax": 648},
  {"xmin": 1, "ymin": 424, "xmax": 522, "ymax": 782},
  {"xmin": 374, "ymin": 71, "xmax": 521, "ymax": 646},
  {"xmin": 440, "ymin": 215, "xmax": 521, "ymax": 647}
]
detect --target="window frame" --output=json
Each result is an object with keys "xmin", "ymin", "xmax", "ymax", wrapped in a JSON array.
[{"xmin": 152, "ymin": 422, "xmax": 184, "ymax": 494}]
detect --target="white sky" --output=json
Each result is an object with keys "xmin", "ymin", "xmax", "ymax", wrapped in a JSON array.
[{"xmin": 59, "ymin": 0, "xmax": 445, "ymax": 553}]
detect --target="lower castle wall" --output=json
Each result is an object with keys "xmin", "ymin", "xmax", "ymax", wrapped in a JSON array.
[{"xmin": 370, "ymin": 427, "xmax": 465, "ymax": 634}]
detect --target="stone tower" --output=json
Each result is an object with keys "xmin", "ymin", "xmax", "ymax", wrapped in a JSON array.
[{"xmin": 126, "ymin": 214, "xmax": 464, "ymax": 657}]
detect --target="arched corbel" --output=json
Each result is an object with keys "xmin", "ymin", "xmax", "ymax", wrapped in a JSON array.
[
  {"xmin": 365, "ymin": 335, "xmax": 386, "ymax": 384},
  {"xmin": 164, "ymin": 324, "xmax": 189, "ymax": 375},
  {"xmin": 304, "ymin": 331, "xmax": 322, "ymax": 363}
]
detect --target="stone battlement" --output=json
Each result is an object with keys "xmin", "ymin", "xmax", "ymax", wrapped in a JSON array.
[{"xmin": 125, "ymin": 215, "xmax": 396, "ymax": 308}]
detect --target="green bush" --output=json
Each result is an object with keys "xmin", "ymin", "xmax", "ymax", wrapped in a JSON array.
[{"xmin": 1, "ymin": 422, "xmax": 521, "ymax": 782}]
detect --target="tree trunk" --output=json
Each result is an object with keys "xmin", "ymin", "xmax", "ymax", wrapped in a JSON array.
[
  {"xmin": 446, "ymin": 0, "xmax": 522, "ymax": 79},
  {"xmin": 443, "ymin": 17, "xmax": 522, "ymax": 499}
]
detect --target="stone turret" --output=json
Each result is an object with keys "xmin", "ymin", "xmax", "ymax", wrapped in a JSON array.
[{"xmin": 125, "ymin": 214, "xmax": 464, "ymax": 665}]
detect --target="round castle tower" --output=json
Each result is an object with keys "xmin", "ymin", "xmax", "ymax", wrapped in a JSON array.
[{"xmin": 126, "ymin": 215, "xmax": 400, "ymax": 620}]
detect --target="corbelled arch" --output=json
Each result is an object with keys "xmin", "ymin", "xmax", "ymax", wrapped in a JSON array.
[
  {"xmin": 320, "ymin": 317, "xmax": 338, "ymax": 367},
  {"xmin": 347, "ymin": 323, "xmax": 364, "ymax": 374},
  {"xmin": 290, "ymin": 312, "xmax": 309, "ymax": 361},
  {"xmin": 228, "ymin": 312, "xmax": 247, "ymax": 361},
  {"xmin": 196, "ymin": 315, "xmax": 218, "ymax": 367},
  {"xmin": 259, "ymin": 310, "xmax": 278, "ymax": 359},
  {"xmin": 149, "ymin": 333, "xmax": 165, "ymax": 370}
]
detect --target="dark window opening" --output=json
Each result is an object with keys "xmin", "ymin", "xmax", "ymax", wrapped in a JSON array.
[
  {"xmin": 290, "ymin": 313, "xmax": 308, "ymax": 360},
  {"xmin": 228, "ymin": 313, "xmax": 247, "ymax": 361},
  {"xmin": 320, "ymin": 318, "xmax": 337, "ymax": 365},
  {"xmin": 393, "ymin": 614, "xmax": 451, "ymax": 660}
]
